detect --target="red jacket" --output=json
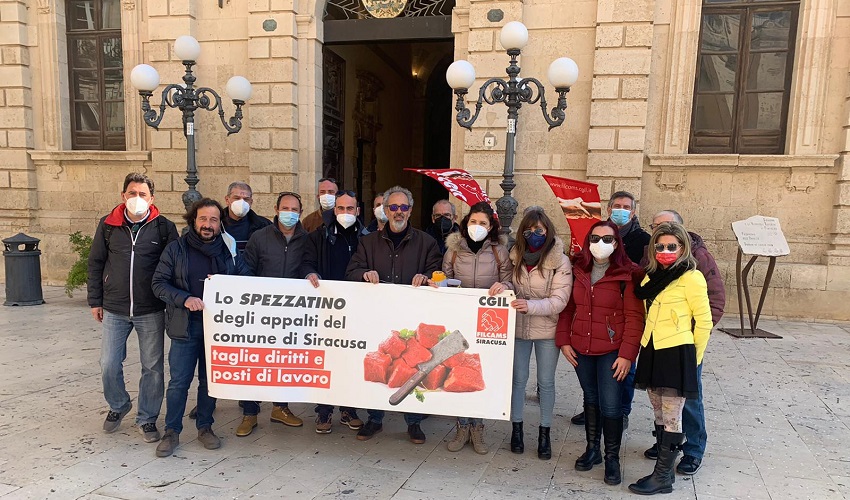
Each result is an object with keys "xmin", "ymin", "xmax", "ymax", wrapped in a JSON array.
[{"xmin": 555, "ymin": 261, "xmax": 644, "ymax": 361}]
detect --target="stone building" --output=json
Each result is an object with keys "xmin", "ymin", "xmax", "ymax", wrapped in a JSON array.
[{"xmin": 0, "ymin": 0, "xmax": 848, "ymax": 320}]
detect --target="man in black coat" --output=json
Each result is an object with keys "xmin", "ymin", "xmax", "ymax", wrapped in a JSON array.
[{"xmin": 221, "ymin": 181, "xmax": 271, "ymax": 254}]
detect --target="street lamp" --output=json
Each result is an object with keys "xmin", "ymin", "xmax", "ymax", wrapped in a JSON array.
[
  {"xmin": 130, "ymin": 35, "xmax": 252, "ymax": 211},
  {"xmin": 447, "ymin": 21, "xmax": 579, "ymax": 242}
]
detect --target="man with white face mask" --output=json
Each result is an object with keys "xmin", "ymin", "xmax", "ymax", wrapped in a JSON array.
[
  {"xmin": 302, "ymin": 177, "xmax": 339, "ymax": 233},
  {"xmin": 222, "ymin": 182, "xmax": 271, "ymax": 255},
  {"xmin": 88, "ymin": 173, "xmax": 178, "ymax": 443},
  {"xmin": 366, "ymin": 193, "xmax": 388, "ymax": 233}
]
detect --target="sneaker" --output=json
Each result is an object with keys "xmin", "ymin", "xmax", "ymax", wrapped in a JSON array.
[
  {"xmin": 677, "ymin": 455, "xmax": 702, "ymax": 475},
  {"xmin": 103, "ymin": 403, "xmax": 132, "ymax": 433},
  {"xmin": 340, "ymin": 410, "xmax": 364, "ymax": 430},
  {"xmin": 139, "ymin": 422, "xmax": 161, "ymax": 443},
  {"xmin": 316, "ymin": 413, "xmax": 333, "ymax": 434},
  {"xmin": 156, "ymin": 429, "xmax": 178, "ymax": 457},
  {"xmin": 197, "ymin": 427, "xmax": 221, "ymax": 450},
  {"xmin": 408, "ymin": 423, "xmax": 426, "ymax": 444},
  {"xmin": 356, "ymin": 420, "xmax": 383, "ymax": 441},
  {"xmin": 270, "ymin": 406, "xmax": 303, "ymax": 427},
  {"xmin": 235, "ymin": 415, "xmax": 258, "ymax": 437}
]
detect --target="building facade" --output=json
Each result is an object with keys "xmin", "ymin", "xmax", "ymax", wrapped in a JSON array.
[{"xmin": 0, "ymin": 0, "xmax": 848, "ymax": 320}]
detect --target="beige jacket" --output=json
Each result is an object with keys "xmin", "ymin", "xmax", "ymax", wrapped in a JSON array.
[
  {"xmin": 509, "ymin": 237, "xmax": 573, "ymax": 340},
  {"xmin": 442, "ymin": 232, "xmax": 514, "ymax": 290}
]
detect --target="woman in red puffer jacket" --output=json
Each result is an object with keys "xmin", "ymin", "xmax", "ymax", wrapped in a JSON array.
[{"xmin": 556, "ymin": 220, "xmax": 644, "ymax": 486}]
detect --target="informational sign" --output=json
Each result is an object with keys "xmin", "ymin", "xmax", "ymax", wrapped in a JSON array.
[
  {"xmin": 405, "ymin": 169, "xmax": 492, "ymax": 208},
  {"xmin": 731, "ymin": 215, "xmax": 790, "ymax": 257},
  {"xmin": 203, "ymin": 275, "xmax": 516, "ymax": 420},
  {"xmin": 542, "ymin": 174, "xmax": 602, "ymax": 255}
]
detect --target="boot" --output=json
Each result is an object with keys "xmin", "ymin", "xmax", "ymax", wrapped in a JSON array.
[
  {"xmin": 574, "ymin": 405, "xmax": 603, "ymax": 471},
  {"xmin": 510, "ymin": 421, "xmax": 524, "ymax": 454},
  {"xmin": 628, "ymin": 430, "xmax": 685, "ymax": 495},
  {"xmin": 447, "ymin": 423, "xmax": 470, "ymax": 452},
  {"xmin": 602, "ymin": 416, "xmax": 624, "ymax": 485},
  {"xmin": 469, "ymin": 423, "xmax": 489, "ymax": 455},
  {"xmin": 537, "ymin": 426, "xmax": 551, "ymax": 460},
  {"xmin": 643, "ymin": 424, "xmax": 664, "ymax": 459}
]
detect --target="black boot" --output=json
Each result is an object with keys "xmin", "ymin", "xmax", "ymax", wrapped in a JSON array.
[
  {"xmin": 643, "ymin": 424, "xmax": 664, "ymax": 459},
  {"xmin": 602, "ymin": 416, "xmax": 624, "ymax": 485},
  {"xmin": 537, "ymin": 426, "xmax": 551, "ymax": 460},
  {"xmin": 628, "ymin": 431, "xmax": 684, "ymax": 495},
  {"xmin": 574, "ymin": 405, "xmax": 603, "ymax": 471},
  {"xmin": 511, "ymin": 422, "xmax": 524, "ymax": 454}
]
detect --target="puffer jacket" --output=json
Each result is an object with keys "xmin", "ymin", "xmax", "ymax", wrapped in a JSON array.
[
  {"xmin": 442, "ymin": 232, "xmax": 513, "ymax": 290},
  {"xmin": 509, "ymin": 237, "xmax": 573, "ymax": 340},
  {"xmin": 555, "ymin": 262, "xmax": 644, "ymax": 361},
  {"xmin": 640, "ymin": 269, "xmax": 713, "ymax": 364}
]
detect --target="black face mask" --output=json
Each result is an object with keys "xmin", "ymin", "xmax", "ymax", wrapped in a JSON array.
[{"xmin": 435, "ymin": 216, "xmax": 454, "ymax": 235}]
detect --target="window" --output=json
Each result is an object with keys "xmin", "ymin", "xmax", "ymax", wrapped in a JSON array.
[
  {"xmin": 66, "ymin": 0, "xmax": 125, "ymax": 150},
  {"xmin": 690, "ymin": 0, "xmax": 799, "ymax": 154}
]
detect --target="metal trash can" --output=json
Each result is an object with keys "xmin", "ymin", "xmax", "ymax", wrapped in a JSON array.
[{"xmin": 3, "ymin": 233, "xmax": 45, "ymax": 306}]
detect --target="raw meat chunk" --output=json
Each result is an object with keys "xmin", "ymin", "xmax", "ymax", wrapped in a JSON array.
[
  {"xmin": 363, "ymin": 351, "xmax": 392, "ymax": 384},
  {"xmin": 421, "ymin": 364, "xmax": 448, "ymax": 390},
  {"xmin": 401, "ymin": 338, "xmax": 432, "ymax": 367},
  {"xmin": 387, "ymin": 358, "xmax": 418, "ymax": 388},
  {"xmin": 415, "ymin": 323, "xmax": 446, "ymax": 349},
  {"xmin": 443, "ymin": 365, "xmax": 486, "ymax": 392},
  {"xmin": 379, "ymin": 331, "xmax": 407, "ymax": 359}
]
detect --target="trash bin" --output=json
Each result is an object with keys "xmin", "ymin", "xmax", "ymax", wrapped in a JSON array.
[{"xmin": 3, "ymin": 233, "xmax": 45, "ymax": 306}]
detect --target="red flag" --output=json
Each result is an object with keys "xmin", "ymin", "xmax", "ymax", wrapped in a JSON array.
[
  {"xmin": 542, "ymin": 175, "xmax": 602, "ymax": 255},
  {"xmin": 405, "ymin": 169, "xmax": 491, "ymax": 207}
]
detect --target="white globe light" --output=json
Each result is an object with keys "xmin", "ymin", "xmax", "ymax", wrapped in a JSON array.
[
  {"xmin": 174, "ymin": 35, "xmax": 201, "ymax": 61},
  {"xmin": 226, "ymin": 75, "xmax": 253, "ymax": 102},
  {"xmin": 446, "ymin": 60, "xmax": 476, "ymax": 90},
  {"xmin": 500, "ymin": 21, "xmax": 529, "ymax": 51},
  {"xmin": 548, "ymin": 57, "xmax": 579, "ymax": 89},
  {"xmin": 130, "ymin": 64, "xmax": 160, "ymax": 92}
]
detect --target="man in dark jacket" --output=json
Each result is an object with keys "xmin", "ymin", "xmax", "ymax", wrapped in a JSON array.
[
  {"xmin": 424, "ymin": 199, "xmax": 460, "ymax": 254},
  {"xmin": 233, "ymin": 191, "xmax": 309, "ymax": 437},
  {"xmin": 346, "ymin": 186, "xmax": 443, "ymax": 444},
  {"xmin": 88, "ymin": 173, "xmax": 178, "ymax": 443},
  {"xmin": 302, "ymin": 177, "xmax": 339, "ymax": 232},
  {"xmin": 151, "ymin": 199, "xmax": 249, "ymax": 457},
  {"xmin": 221, "ymin": 181, "xmax": 271, "ymax": 254}
]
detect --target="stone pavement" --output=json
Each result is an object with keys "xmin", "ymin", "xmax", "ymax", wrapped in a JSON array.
[{"xmin": 1, "ymin": 286, "xmax": 849, "ymax": 500}]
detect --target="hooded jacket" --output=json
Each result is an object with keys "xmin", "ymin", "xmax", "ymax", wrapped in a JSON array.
[
  {"xmin": 87, "ymin": 204, "xmax": 178, "ymax": 317},
  {"xmin": 442, "ymin": 231, "xmax": 513, "ymax": 290},
  {"xmin": 509, "ymin": 237, "xmax": 573, "ymax": 340},
  {"xmin": 243, "ymin": 218, "xmax": 309, "ymax": 278}
]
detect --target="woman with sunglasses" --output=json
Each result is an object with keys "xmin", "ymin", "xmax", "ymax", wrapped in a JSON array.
[
  {"xmin": 442, "ymin": 201, "xmax": 514, "ymax": 455},
  {"xmin": 555, "ymin": 220, "xmax": 644, "ymax": 485},
  {"xmin": 628, "ymin": 222, "xmax": 712, "ymax": 495},
  {"xmin": 509, "ymin": 207, "xmax": 572, "ymax": 460}
]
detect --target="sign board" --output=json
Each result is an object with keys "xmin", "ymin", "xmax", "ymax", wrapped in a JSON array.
[
  {"xmin": 542, "ymin": 175, "xmax": 602, "ymax": 255},
  {"xmin": 731, "ymin": 215, "xmax": 790, "ymax": 257}
]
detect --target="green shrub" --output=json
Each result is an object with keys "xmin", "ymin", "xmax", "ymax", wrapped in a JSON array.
[{"xmin": 66, "ymin": 231, "xmax": 93, "ymax": 298}]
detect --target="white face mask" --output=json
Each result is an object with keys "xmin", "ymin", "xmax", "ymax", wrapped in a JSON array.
[
  {"xmin": 467, "ymin": 225, "xmax": 489, "ymax": 242},
  {"xmin": 373, "ymin": 205, "xmax": 388, "ymax": 223},
  {"xmin": 336, "ymin": 213, "xmax": 356, "ymax": 229},
  {"xmin": 229, "ymin": 199, "xmax": 250, "ymax": 218},
  {"xmin": 125, "ymin": 196, "xmax": 149, "ymax": 217},
  {"xmin": 589, "ymin": 241, "xmax": 615, "ymax": 260},
  {"xmin": 319, "ymin": 194, "xmax": 336, "ymax": 211}
]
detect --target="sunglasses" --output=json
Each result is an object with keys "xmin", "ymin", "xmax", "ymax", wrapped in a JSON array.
[
  {"xmin": 522, "ymin": 228, "xmax": 546, "ymax": 238},
  {"xmin": 387, "ymin": 204, "xmax": 411, "ymax": 212},
  {"xmin": 589, "ymin": 234, "xmax": 615, "ymax": 244},
  {"xmin": 335, "ymin": 190, "xmax": 357, "ymax": 198},
  {"xmin": 318, "ymin": 177, "xmax": 337, "ymax": 185},
  {"xmin": 276, "ymin": 191, "xmax": 302, "ymax": 203},
  {"xmin": 654, "ymin": 243, "xmax": 680, "ymax": 253}
]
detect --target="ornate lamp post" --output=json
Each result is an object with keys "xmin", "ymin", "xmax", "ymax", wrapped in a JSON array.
[
  {"xmin": 446, "ymin": 22, "xmax": 579, "ymax": 242},
  {"xmin": 130, "ymin": 35, "xmax": 253, "ymax": 211}
]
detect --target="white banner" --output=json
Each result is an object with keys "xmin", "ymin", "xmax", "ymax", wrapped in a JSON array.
[{"xmin": 202, "ymin": 275, "xmax": 516, "ymax": 420}]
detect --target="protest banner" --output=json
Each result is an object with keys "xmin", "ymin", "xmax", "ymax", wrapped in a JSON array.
[
  {"xmin": 203, "ymin": 275, "xmax": 516, "ymax": 420},
  {"xmin": 542, "ymin": 174, "xmax": 601, "ymax": 255},
  {"xmin": 406, "ymin": 168, "xmax": 491, "ymax": 207}
]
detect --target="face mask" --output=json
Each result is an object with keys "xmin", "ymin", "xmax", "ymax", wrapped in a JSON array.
[
  {"xmin": 125, "ymin": 196, "xmax": 149, "ymax": 217},
  {"xmin": 278, "ymin": 211, "xmax": 299, "ymax": 228},
  {"xmin": 319, "ymin": 194, "xmax": 336, "ymax": 211},
  {"xmin": 435, "ymin": 216, "xmax": 454, "ymax": 235},
  {"xmin": 589, "ymin": 241, "xmax": 615, "ymax": 260},
  {"xmin": 374, "ymin": 205, "xmax": 388, "ymax": 223},
  {"xmin": 655, "ymin": 252, "xmax": 679, "ymax": 266},
  {"xmin": 336, "ymin": 213, "xmax": 356, "ymax": 229},
  {"xmin": 610, "ymin": 208, "xmax": 632, "ymax": 226},
  {"xmin": 467, "ymin": 225, "xmax": 489, "ymax": 242},
  {"xmin": 229, "ymin": 199, "xmax": 250, "ymax": 218},
  {"xmin": 525, "ymin": 232, "xmax": 546, "ymax": 248}
]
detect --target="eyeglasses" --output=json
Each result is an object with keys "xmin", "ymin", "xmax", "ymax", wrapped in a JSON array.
[
  {"xmin": 522, "ymin": 228, "xmax": 546, "ymax": 238},
  {"xmin": 654, "ymin": 243, "xmax": 680, "ymax": 253},
  {"xmin": 335, "ymin": 190, "xmax": 357, "ymax": 198},
  {"xmin": 387, "ymin": 204, "xmax": 411, "ymax": 212},
  {"xmin": 589, "ymin": 234, "xmax": 615, "ymax": 244}
]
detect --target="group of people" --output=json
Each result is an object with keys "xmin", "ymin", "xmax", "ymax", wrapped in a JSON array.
[{"xmin": 88, "ymin": 174, "xmax": 724, "ymax": 495}]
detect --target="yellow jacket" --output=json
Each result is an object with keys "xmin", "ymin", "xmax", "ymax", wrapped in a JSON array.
[{"xmin": 640, "ymin": 269, "xmax": 713, "ymax": 364}]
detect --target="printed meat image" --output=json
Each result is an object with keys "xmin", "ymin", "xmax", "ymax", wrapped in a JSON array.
[{"xmin": 363, "ymin": 324, "xmax": 484, "ymax": 398}]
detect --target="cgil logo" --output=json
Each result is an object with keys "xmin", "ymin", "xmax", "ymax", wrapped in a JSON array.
[{"xmin": 476, "ymin": 307, "xmax": 508, "ymax": 339}]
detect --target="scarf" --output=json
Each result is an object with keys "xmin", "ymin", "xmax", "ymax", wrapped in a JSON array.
[
  {"xmin": 523, "ymin": 245, "xmax": 542, "ymax": 268},
  {"xmin": 185, "ymin": 229, "xmax": 228, "ymax": 275},
  {"xmin": 617, "ymin": 217, "xmax": 637, "ymax": 238},
  {"xmin": 634, "ymin": 262, "xmax": 688, "ymax": 308},
  {"xmin": 465, "ymin": 235, "xmax": 485, "ymax": 255}
]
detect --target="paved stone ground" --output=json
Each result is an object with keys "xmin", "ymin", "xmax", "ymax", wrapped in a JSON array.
[{"xmin": 1, "ymin": 286, "xmax": 849, "ymax": 499}]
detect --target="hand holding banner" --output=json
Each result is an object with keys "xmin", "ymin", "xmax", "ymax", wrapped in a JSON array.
[{"xmin": 542, "ymin": 175, "xmax": 602, "ymax": 255}]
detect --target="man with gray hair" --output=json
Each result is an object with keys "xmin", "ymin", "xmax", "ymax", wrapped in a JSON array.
[
  {"xmin": 222, "ymin": 181, "xmax": 271, "ymax": 254},
  {"xmin": 346, "ymin": 185, "xmax": 443, "ymax": 444},
  {"xmin": 425, "ymin": 199, "xmax": 459, "ymax": 254}
]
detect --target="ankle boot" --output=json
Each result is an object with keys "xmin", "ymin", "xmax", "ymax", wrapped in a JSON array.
[
  {"xmin": 643, "ymin": 424, "xmax": 664, "ymax": 460},
  {"xmin": 575, "ymin": 405, "xmax": 603, "ymax": 471},
  {"xmin": 537, "ymin": 426, "xmax": 551, "ymax": 460},
  {"xmin": 510, "ymin": 421, "xmax": 524, "ymax": 454},
  {"xmin": 602, "ymin": 416, "xmax": 624, "ymax": 485},
  {"xmin": 447, "ymin": 422, "xmax": 470, "ymax": 452},
  {"xmin": 469, "ymin": 423, "xmax": 488, "ymax": 455},
  {"xmin": 628, "ymin": 430, "xmax": 684, "ymax": 495}
]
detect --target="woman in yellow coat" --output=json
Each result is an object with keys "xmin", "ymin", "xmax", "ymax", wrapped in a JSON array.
[{"xmin": 628, "ymin": 222, "xmax": 712, "ymax": 496}]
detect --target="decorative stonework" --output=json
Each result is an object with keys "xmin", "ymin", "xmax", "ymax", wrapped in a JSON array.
[
  {"xmin": 36, "ymin": 0, "xmax": 51, "ymax": 14},
  {"xmin": 658, "ymin": 0, "xmax": 701, "ymax": 154},
  {"xmin": 655, "ymin": 170, "xmax": 687, "ymax": 192},
  {"xmin": 122, "ymin": 0, "xmax": 136, "ymax": 10},
  {"xmin": 785, "ymin": 167, "xmax": 818, "ymax": 193}
]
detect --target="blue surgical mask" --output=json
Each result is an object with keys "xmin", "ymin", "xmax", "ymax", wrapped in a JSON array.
[
  {"xmin": 278, "ymin": 211, "xmax": 299, "ymax": 228},
  {"xmin": 610, "ymin": 208, "xmax": 632, "ymax": 226},
  {"xmin": 525, "ymin": 232, "xmax": 546, "ymax": 248}
]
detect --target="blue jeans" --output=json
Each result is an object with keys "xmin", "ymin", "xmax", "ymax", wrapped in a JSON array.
[
  {"xmin": 511, "ymin": 338, "xmax": 559, "ymax": 427},
  {"xmin": 574, "ymin": 350, "xmax": 623, "ymax": 419},
  {"xmin": 458, "ymin": 417, "xmax": 483, "ymax": 425},
  {"xmin": 100, "ymin": 310, "xmax": 165, "ymax": 425},
  {"xmin": 240, "ymin": 400, "xmax": 288, "ymax": 416},
  {"xmin": 621, "ymin": 361, "xmax": 637, "ymax": 416},
  {"xmin": 365, "ymin": 409, "xmax": 424, "ymax": 425},
  {"xmin": 682, "ymin": 364, "xmax": 707, "ymax": 459},
  {"xmin": 316, "ymin": 404, "xmax": 358, "ymax": 417},
  {"xmin": 164, "ymin": 317, "xmax": 216, "ymax": 434}
]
